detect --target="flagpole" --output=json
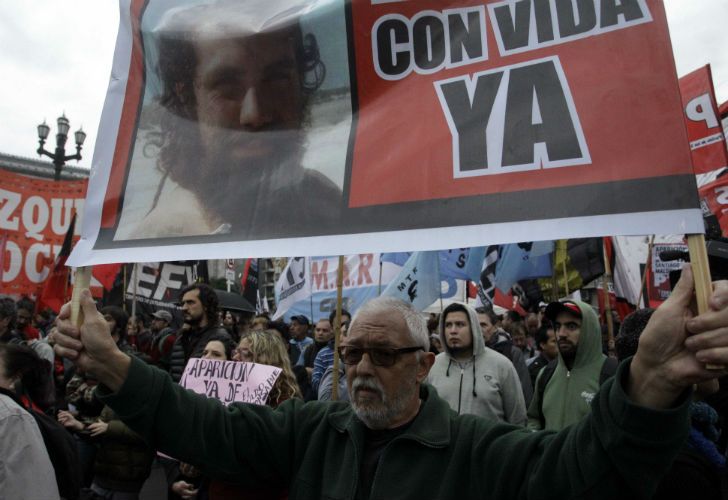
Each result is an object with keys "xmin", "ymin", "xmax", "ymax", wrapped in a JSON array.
[
  {"xmin": 602, "ymin": 239, "xmax": 615, "ymax": 357},
  {"xmin": 687, "ymin": 234, "xmax": 723, "ymax": 370},
  {"xmin": 562, "ymin": 256, "xmax": 569, "ymax": 296},
  {"xmin": 122, "ymin": 265, "xmax": 128, "ymax": 312},
  {"xmin": 637, "ymin": 235, "xmax": 655, "ymax": 309},
  {"xmin": 131, "ymin": 263, "xmax": 138, "ymax": 323},
  {"xmin": 332, "ymin": 255, "xmax": 345, "ymax": 401},
  {"xmin": 377, "ymin": 258, "xmax": 383, "ymax": 295},
  {"xmin": 70, "ymin": 267, "xmax": 92, "ymax": 327},
  {"xmin": 308, "ymin": 257, "xmax": 314, "ymax": 322}
]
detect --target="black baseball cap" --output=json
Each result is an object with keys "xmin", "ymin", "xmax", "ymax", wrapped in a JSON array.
[
  {"xmin": 290, "ymin": 315, "xmax": 310, "ymax": 325},
  {"xmin": 544, "ymin": 301, "xmax": 582, "ymax": 322}
]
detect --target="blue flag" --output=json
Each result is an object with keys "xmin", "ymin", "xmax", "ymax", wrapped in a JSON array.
[
  {"xmin": 381, "ymin": 251, "xmax": 440, "ymax": 311},
  {"xmin": 495, "ymin": 241, "xmax": 553, "ymax": 293},
  {"xmin": 380, "ymin": 252, "xmax": 412, "ymax": 266},
  {"xmin": 438, "ymin": 247, "xmax": 486, "ymax": 282}
]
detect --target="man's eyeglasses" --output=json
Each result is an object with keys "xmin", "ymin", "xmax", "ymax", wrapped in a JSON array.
[{"xmin": 338, "ymin": 346, "xmax": 423, "ymax": 367}]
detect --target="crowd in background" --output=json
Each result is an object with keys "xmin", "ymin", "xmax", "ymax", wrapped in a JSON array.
[{"xmin": 2, "ymin": 284, "xmax": 728, "ymax": 499}]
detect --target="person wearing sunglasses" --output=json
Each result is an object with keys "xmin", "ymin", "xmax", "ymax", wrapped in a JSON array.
[{"xmin": 53, "ymin": 266, "xmax": 728, "ymax": 499}]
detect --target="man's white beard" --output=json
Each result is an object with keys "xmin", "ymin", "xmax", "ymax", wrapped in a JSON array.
[{"xmin": 350, "ymin": 370, "xmax": 416, "ymax": 430}]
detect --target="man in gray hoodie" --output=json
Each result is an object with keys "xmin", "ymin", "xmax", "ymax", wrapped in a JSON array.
[{"xmin": 427, "ymin": 303, "xmax": 526, "ymax": 425}]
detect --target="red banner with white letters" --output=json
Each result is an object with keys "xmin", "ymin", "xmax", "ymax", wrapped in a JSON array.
[
  {"xmin": 679, "ymin": 65, "xmax": 728, "ymax": 175},
  {"xmin": 72, "ymin": 0, "xmax": 702, "ymax": 266},
  {"xmin": 699, "ymin": 174, "xmax": 728, "ymax": 238},
  {"xmin": 0, "ymin": 168, "xmax": 87, "ymax": 296}
]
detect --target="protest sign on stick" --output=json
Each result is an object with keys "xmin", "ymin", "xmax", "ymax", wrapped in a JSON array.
[
  {"xmin": 69, "ymin": 0, "xmax": 702, "ymax": 266},
  {"xmin": 679, "ymin": 65, "xmax": 728, "ymax": 175},
  {"xmin": 180, "ymin": 358, "xmax": 282, "ymax": 406}
]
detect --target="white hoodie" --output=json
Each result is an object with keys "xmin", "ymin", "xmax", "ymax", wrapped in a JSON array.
[{"xmin": 427, "ymin": 303, "xmax": 527, "ymax": 425}]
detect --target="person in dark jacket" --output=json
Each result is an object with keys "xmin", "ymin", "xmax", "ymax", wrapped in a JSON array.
[
  {"xmin": 476, "ymin": 307, "xmax": 533, "ymax": 404},
  {"xmin": 168, "ymin": 284, "xmax": 231, "ymax": 383},
  {"xmin": 0, "ymin": 298, "xmax": 24, "ymax": 345},
  {"xmin": 528, "ymin": 322, "xmax": 558, "ymax": 387},
  {"xmin": 616, "ymin": 307, "xmax": 726, "ymax": 500}
]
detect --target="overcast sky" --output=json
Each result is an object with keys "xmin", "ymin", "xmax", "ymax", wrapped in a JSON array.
[{"xmin": 0, "ymin": 1, "xmax": 725, "ymax": 169}]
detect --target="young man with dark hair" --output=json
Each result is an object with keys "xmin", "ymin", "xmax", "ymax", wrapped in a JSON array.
[
  {"xmin": 428, "ymin": 303, "xmax": 526, "ymax": 424},
  {"xmin": 527, "ymin": 300, "xmax": 617, "ymax": 431},
  {"xmin": 528, "ymin": 322, "xmax": 558, "ymax": 386},
  {"xmin": 168, "ymin": 284, "xmax": 230, "ymax": 382}
]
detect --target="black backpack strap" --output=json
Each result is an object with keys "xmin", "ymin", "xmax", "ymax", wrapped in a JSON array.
[
  {"xmin": 599, "ymin": 356, "xmax": 619, "ymax": 384},
  {"xmin": 536, "ymin": 359, "xmax": 558, "ymax": 429}
]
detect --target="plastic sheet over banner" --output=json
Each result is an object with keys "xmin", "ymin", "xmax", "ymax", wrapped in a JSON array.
[{"xmin": 70, "ymin": 0, "xmax": 702, "ymax": 265}]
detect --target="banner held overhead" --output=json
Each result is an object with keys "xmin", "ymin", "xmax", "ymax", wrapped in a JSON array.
[{"xmin": 69, "ymin": 0, "xmax": 701, "ymax": 265}]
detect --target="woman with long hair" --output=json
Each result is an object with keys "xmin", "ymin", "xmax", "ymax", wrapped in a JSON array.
[{"xmin": 234, "ymin": 329, "xmax": 302, "ymax": 405}]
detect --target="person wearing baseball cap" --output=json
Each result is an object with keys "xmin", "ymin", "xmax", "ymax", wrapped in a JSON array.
[{"xmin": 527, "ymin": 300, "xmax": 617, "ymax": 431}]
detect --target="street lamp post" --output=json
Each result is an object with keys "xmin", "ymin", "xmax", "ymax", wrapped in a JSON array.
[{"xmin": 36, "ymin": 114, "xmax": 87, "ymax": 181}]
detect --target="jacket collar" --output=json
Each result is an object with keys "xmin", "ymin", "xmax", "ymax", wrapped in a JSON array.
[{"xmin": 327, "ymin": 384, "xmax": 450, "ymax": 448}]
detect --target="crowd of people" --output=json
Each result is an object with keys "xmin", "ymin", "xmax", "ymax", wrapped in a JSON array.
[{"xmin": 3, "ymin": 269, "xmax": 728, "ymax": 499}]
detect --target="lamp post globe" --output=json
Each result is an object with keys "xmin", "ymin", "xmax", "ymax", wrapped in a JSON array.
[{"xmin": 36, "ymin": 114, "xmax": 86, "ymax": 181}]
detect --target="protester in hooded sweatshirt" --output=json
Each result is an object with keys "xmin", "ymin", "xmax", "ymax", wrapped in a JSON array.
[
  {"xmin": 427, "ymin": 303, "xmax": 526, "ymax": 425},
  {"xmin": 527, "ymin": 300, "xmax": 617, "ymax": 431},
  {"xmin": 476, "ymin": 307, "xmax": 533, "ymax": 405}
]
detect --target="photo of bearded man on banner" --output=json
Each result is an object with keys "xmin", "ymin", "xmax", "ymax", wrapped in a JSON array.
[{"xmin": 114, "ymin": 0, "xmax": 348, "ymax": 241}]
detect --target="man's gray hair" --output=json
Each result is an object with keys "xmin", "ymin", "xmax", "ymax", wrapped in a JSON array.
[{"xmin": 351, "ymin": 297, "xmax": 429, "ymax": 351}]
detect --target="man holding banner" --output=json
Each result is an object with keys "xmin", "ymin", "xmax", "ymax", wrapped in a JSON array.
[{"xmin": 54, "ymin": 265, "xmax": 728, "ymax": 499}]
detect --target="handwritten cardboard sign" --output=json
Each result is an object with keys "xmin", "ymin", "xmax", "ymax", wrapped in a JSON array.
[{"xmin": 180, "ymin": 358, "xmax": 282, "ymax": 406}]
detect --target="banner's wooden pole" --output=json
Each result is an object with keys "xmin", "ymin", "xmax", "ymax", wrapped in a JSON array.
[
  {"xmin": 562, "ymin": 257, "xmax": 570, "ymax": 296},
  {"xmin": 331, "ymin": 255, "xmax": 345, "ymax": 401},
  {"xmin": 70, "ymin": 267, "xmax": 92, "ymax": 328},
  {"xmin": 602, "ymin": 240, "xmax": 615, "ymax": 356},
  {"xmin": 687, "ymin": 234, "xmax": 722, "ymax": 370},
  {"xmin": 637, "ymin": 235, "xmax": 655, "ymax": 309}
]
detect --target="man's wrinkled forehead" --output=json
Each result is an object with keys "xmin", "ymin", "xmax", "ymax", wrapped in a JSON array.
[{"xmin": 348, "ymin": 309, "xmax": 409, "ymax": 345}]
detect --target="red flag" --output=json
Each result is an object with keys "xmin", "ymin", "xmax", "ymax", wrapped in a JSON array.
[
  {"xmin": 37, "ymin": 214, "xmax": 76, "ymax": 313},
  {"xmin": 93, "ymin": 264, "xmax": 122, "ymax": 291},
  {"xmin": 679, "ymin": 65, "xmax": 728, "ymax": 174}
]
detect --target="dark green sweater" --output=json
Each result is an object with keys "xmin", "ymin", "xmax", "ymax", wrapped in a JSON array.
[{"xmin": 99, "ymin": 356, "xmax": 690, "ymax": 499}]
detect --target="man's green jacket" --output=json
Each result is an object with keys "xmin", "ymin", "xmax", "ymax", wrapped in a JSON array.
[{"xmin": 99, "ymin": 357, "xmax": 689, "ymax": 499}]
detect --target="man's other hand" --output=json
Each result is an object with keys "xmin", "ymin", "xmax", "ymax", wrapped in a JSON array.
[
  {"xmin": 630, "ymin": 264, "xmax": 728, "ymax": 409},
  {"xmin": 52, "ymin": 289, "xmax": 131, "ymax": 391}
]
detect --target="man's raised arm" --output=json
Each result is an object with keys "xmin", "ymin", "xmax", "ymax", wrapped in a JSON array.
[{"xmin": 52, "ymin": 289, "xmax": 131, "ymax": 391}]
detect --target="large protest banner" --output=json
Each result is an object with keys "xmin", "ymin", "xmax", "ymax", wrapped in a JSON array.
[
  {"xmin": 679, "ymin": 65, "xmax": 728, "ymax": 176},
  {"xmin": 0, "ymin": 168, "xmax": 86, "ymax": 295},
  {"xmin": 69, "ymin": 0, "xmax": 701, "ymax": 266}
]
